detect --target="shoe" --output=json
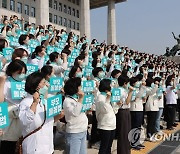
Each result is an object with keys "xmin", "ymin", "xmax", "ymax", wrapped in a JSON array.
[
  {"xmin": 172, "ymin": 123, "xmax": 178, "ymax": 127},
  {"xmin": 167, "ymin": 127, "xmax": 175, "ymax": 130},
  {"xmin": 91, "ymin": 141, "xmax": 100, "ymax": 150},
  {"xmin": 138, "ymin": 144, "xmax": 145, "ymax": 148},
  {"xmin": 132, "ymin": 146, "xmax": 141, "ymax": 150},
  {"xmin": 160, "ymin": 125, "xmax": 164, "ymax": 130}
]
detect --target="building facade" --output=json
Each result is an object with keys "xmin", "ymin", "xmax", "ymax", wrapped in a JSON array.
[{"xmin": 0, "ymin": 0, "xmax": 126, "ymax": 44}]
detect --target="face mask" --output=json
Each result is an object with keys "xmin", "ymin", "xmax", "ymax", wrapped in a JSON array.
[
  {"xmin": 21, "ymin": 57, "xmax": 28, "ymax": 63},
  {"xmin": 36, "ymin": 56, "xmax": 41, "ymax": 60},
  {"xmin": 40, "ymin": 29, "xmax": 44, "ymax": 32},
  {"xmin": 135, "ymin": 81, "xmax": 141, "ymax": 88},
  {"xmin": 49, "ymin": 27, "xmax": 53, "ymax": 31},
  {"xmin": 7, "ymin": 31, "xmax": 13, "ymax": 36},
  {"xmin": 55, "ymin": 42, "xmax": 59, "ymax": 47},
  {"xmin": 81, "ymin": 63, "xmax": 86, "ymax": 68},
  {"xmin": 39, "ymin": 86, "xmax": 48, "ymax": 98},
  {"xmin": 151, "ymin": 83, "xmax": 155, "ymax": 88},
  {"xmin": 97, "ymin": 63, "xmax": 102, "ymax": 67},
  {"xmin": 57, "ymin": 58, "xmax": 63, "ymax": 65},
  {"xmin": 14, "ymin": 73, "xmax": 26, "ymax": 81},
  {"xmin": 98, "ymin": 72, "xmax": 105, "ymax": 79},
  {"xmin": 76, "ymin": 72, "xmax": 83, "ymax": 78}
]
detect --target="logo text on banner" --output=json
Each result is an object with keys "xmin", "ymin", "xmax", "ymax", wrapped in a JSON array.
[
  {"xmin": 0, "ymin": 102, "xmax": 9, "ymax": 128},
  {"xmin": 81, "ymin": 94, "xmax": 94, "ymax": 112},
  {"xmin": 82, "ymin": 80, "xmax": 95, "ymax": 93},
  {"xmin": 111, "ymin": 88, "xmax": 121, "ymax": 103},
  {"xmin": 46, "ymin": 95, "xmax": 62, "ymax": 119},
  {"xmin": 49, "ymin": 77, "xmax": 63, "ymax": 93},
  {"xmin": 11, "ymin": 81, "xmax": 27, "ymax": 99}
]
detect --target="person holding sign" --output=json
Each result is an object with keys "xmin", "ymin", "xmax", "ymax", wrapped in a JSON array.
[
  {"xmin": 47, "ymin": 51, "xmax": 68, "ymax": 77},
  {"xmin": 19, "ymin": 71, "xmax": 64, "ymax": 154},
  {"xmin": 0, "ymin": 59, "xmax": 27, "ymax": 154},
  {"xmin": 116, "ymin": 75, "xmax": 134, "ymax": 154},
  {"xmin": 63, "ymin": 77, "xmax": 88, "ymax": 154},
  {"xmin": 145, "ymin": 78, "xmax": 159, "ymax": 141},
  {"xmin": 29, "ymin": 46, "xmax": 46, "ymax": 69},
  {"xmin": 96, "ymin": 79, "xmax": 116, "ymax": 154}
]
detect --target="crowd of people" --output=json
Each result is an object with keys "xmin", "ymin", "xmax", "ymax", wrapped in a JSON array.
[{"xmin": 0, "ymin": 15, "xmax": 180, "ymax": 154}]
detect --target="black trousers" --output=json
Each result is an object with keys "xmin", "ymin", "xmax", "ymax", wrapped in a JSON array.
[
  {"xmin": 116, "ymin": 109, "xmax": 131, "ymax": 154},
  {"xmin": 177, "ymin": 99, "xmax": 180, "ymax": 122},
  {"xmin": 166, "ymin": 104, "xmax": 176, "ymax": 128},
  {"xmin": 98, "ymin": 129, "xmax": 115, "ymax": 154},
  {"xmin": 146, "ymin": 111, "xmax": 158, "ymax": 138},
  {"xmin": 90, "ymin": 111, "xmax": 100, "ymax": 144},
  {"xmin": 0, "ymin": 140, "xmax": 17, "ymax": 154},
  {"xmin": 131, "ymin": 111, "xmax": 143, "ymax": 129}
]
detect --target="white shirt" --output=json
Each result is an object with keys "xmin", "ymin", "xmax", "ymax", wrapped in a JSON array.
[
  {"xmin": 19, "ymin": 94, "xmax": 54, "ymax": 154},
  {"xmin": 96, "ymin": 94, "xmax": 116, "ymax": 130},
  {"xmin": 165, "ymin": 86, "xmax": 177, "ymax": 105},
  {"xmin": 63, "ymin": 96, "xmax": 88, "ymax": 133},
  {"xmin": 29, "ymin": 57, "xmax": 45, "ymax": 69}
]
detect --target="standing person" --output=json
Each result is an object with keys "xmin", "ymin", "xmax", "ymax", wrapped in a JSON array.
[
  {"xmin": 0, "ymin": 60, "xmax": 27, "ymax": 154},
  {"xmin": 96, "ymin": 79, "xmax": 116, "ymax": 154},
  {"xmin": 116, "ymin": 75, "xmax": 133, "ymax": 154},
  {"xmin": 165, "ymin": 76, "xmax": 177, "ymax": 130},
  {"xmin": 63, "ymin": 77, "xmax": 88, "ymax": 154},
  {"xmin": 19, "ymin": 71, "xmax": 64, "ymax": 154},
  {"xmin": 145, "ymin": 78, "xmax": 159, "ymax": 141},
  {"xmin": 29, "ymin": 46, "xmax": 46, "ymax": 69}
]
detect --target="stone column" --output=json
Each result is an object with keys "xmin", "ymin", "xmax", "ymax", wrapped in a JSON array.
[
  {"xmin": 80, "ymin": 0, "xmax": 91, "ymax": 40},
  {"xmin": 36, "ymin": 0, "xmax": 49, "ymax": 26},
  {"xmin": 107, "ymin": 0, "xmax": 116, "ymax": 45}
]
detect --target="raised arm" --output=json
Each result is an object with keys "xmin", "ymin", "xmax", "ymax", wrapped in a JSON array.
[{"xmin": 172, "ymin": 32, "xmax": 178, "ymax": 40}]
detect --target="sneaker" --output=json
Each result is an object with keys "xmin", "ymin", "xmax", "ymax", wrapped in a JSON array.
[{"xmin": 138, "ymin": 144, "xmax": 145, "ymax": 148}]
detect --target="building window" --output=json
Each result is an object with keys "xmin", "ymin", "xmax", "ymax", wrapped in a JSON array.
[
  {"xmin": 54, "ymin": 0, "xmax": 57, "ymax": 10},
  {"xmin": 76, "ymin": 0, "xmax": 79, "ymax": 5},
  {"xmin": 10, "ymin": 0, "xmax": 15, "ymax": 11},
  {"xmin": 68, "ymin": 7, "xmax": 71, "ymax": 15},
  {"xmin": 59, "ymin": 3, "xmax": 62, "ymax": 11},
  {"xmin": 49, "ymin": 0, "xmax": 52, "ymax": 8},
  {"xmin": 31, "ymin": 7, "xmax": 36, "ymax": 17},
  {"xmin": 72, "ymin": 21, "xmax": 75, "ymax": 29},
  {"xmin": 64, "ymin": 5, "xmax": 67, "ymax": 13},
  {"xmin": 54, "ymin": 15, "xmax": 57, "ymax": 24},
  {"xmin": 72, "ymin": 0, "xmax": 75, "ymax": 4},
  {"xmin": 72, "ymin": 8, "xmax": 75, "ymax": 16},
  {"xmin": 24, "ymin": 5, "xmax": 29, "ymax": 15},
  {"xmin": 17, "ymin": 2, "xmax": 22, "ymax": 13},
  {"xmin": 77, "ymin": 22, "xmax": 79, "ymax": 30},
  {"xmin": 2, "ymin": 0, "xmax": 7, "ymax": 8},
  {"xmin": 68, "ymin": 19, "xmax": 71, "ymax": 28},
  {"xmin": 59, "ymin": 16, "xmax": 62, "ymax": 25},
  {"xmin": 64, "ymin": 18, "xmax": 67, "ymax": 27},
  {"xmin": 49, "ymin": 13, "xmax": 52, "ymax": 22},
  {"xmin": 77, "ymin": 10, "xmax": 79, "ymax": 18}
]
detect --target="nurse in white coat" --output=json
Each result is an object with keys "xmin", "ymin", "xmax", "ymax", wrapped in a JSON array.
[{"xmin": 19, "ymin": 71, "xmax": 64, "ymax": 154}]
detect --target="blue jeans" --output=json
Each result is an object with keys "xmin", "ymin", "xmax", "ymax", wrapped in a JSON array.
[
  {"xmin": 66, "ymin": 131, "xmax": 87, "ymax": 154},
  {"xmin": 155, "ymin": 108, "xmax": 163, "ymax": 132}
]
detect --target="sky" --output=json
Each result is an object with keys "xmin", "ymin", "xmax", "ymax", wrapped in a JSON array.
[{"xmin": 90, "ymin": 0, "xmax": 180, "ymax": 55}]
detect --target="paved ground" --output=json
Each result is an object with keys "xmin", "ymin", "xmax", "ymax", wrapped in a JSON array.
[{"xmin": 54, "ymin": 122, "xmax": 180, "ymax": 154}]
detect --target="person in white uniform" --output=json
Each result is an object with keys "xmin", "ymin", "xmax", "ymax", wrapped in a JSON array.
[{"xmin": 19, "ymin": 71, "xmax": 64, "ymax": 154}]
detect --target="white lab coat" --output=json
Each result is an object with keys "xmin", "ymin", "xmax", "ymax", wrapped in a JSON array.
[{"xmin": 19, "ymin": 94, "xmax": 54, "ymax": 154}]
